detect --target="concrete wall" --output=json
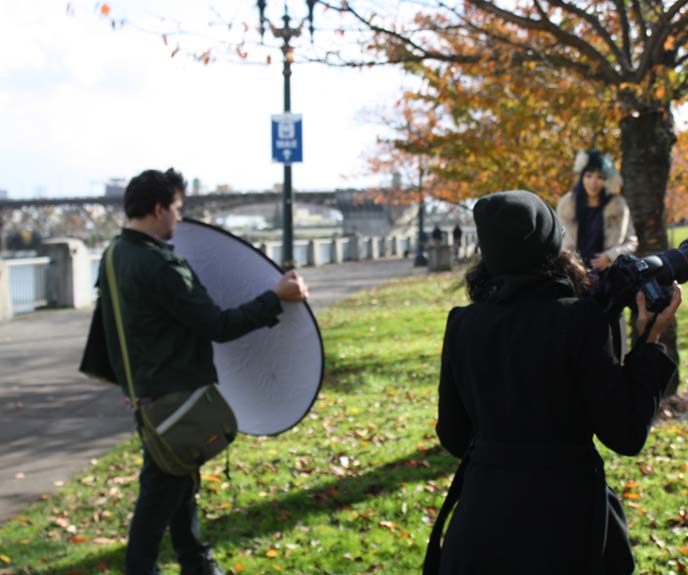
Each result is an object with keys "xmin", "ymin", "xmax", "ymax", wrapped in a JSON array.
[{"xmin": 39, "ymin": 238, "xmax": 92, "ymax": 309}]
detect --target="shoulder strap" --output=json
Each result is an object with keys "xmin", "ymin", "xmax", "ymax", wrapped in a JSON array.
[
  {"xmin": 422, "ymin": 457, "xmax": 468, "ymax": 575},
  {"xmin": 105, "ymin": 241, "xmax": 137, "ymax": 407}
]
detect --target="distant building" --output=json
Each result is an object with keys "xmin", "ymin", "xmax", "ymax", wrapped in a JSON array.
[
  {"xmin": 0, "ymin": 189, "xmax": 7, "ymax": 199},
  {"xmin": 192, "ymin": 178, "xmax": 203, "ymax": 195},
  {"xmin": 105, "ymin": 178, "xmax": 126, "ymax": 198}
]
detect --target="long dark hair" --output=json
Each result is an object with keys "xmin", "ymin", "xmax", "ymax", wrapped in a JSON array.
[
  {"xmin": 573, "ymin": 174, "xmax": 609, "ymax": 224},
  {"xmin": 464, "ymin": 250, "xmax": 592, "ymax": 303}
]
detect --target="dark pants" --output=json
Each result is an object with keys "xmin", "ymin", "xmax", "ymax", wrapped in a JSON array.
[{"xmin": 126, "ymin": 444, "xmax": 207, "ymax": 575}]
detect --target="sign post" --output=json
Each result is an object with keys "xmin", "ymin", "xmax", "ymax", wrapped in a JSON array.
[
  {"xmin": 271, "ymin": 113, "xmax": 303, "ymax": 269},
  {"xmin": 272, "ymin": 114, "xmax": 303, "ymax": 164}
]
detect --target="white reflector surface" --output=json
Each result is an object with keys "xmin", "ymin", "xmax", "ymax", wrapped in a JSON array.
[{"xmin": 171, "ymin": 219, "xmax": 323, "ymax": 436}]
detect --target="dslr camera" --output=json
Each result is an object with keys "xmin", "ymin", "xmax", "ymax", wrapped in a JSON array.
[{"xmin": 605, "ymin": 240, "xmax": 688, "ymax": 315}]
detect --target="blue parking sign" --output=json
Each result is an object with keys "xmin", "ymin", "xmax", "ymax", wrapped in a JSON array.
[{"xmin": 271, "ymin": 113, "xmax": 303, "ymax": 164}]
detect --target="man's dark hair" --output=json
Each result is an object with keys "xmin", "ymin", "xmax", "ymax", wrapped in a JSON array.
[{"xmin": 124, "ymin": 168, "xmax": 186, "ymax": 219}]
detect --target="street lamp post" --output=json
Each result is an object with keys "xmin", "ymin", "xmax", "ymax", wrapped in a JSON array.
[{"xmin": 257, "ymin": 1, "xmax": 316, "ymax": 270}]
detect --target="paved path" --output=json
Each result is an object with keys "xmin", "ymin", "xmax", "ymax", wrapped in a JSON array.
[{"xmin": 0, "ymin": 258, "xmax": 425, "ymax": 524}]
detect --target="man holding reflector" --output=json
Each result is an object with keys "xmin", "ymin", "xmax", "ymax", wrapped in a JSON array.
[{"xmin": 82, "ymin": 168, "xmax": 309, "ymax": 575}]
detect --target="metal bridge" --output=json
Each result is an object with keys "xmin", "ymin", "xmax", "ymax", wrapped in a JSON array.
[{"xmin": 0, "ymin": 188, "xmax": 426, "ymax": 249}]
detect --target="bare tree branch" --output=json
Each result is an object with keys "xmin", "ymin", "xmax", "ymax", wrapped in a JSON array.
[
  {"xmin": 320, "ymin": 0, "xmax": 449, "ymax": 62},
  {"xmin": 547, "ymin": 0, "xmax": 631, "ymax": 72},
  {"xmin": 466, "ymin": 0, "xmax": 621, "ymax": 83},
  {"xmin": 613, "ymin": 0, "xmax": 633, "ymax": 67},
  {"xmin": 669, "ymin": 10, "xmax": 688, "ymax": 37},
  {"xmin": 630, "ymin": 0, "xmax": 649, "ymax": 47},
  {"xmin": 636, "ymin": 2, "xmax": 688, "ymax": 80},
  {"xmin": 667, "ymin": 0, "xmax": 688, "ymax": 20},
  {"xmin": 320, "ymin": 1, "xmax": 618, "ymax": 84}
]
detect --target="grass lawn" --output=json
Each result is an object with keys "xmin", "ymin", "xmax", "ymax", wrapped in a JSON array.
[
  {"xmin": 668, "ymin": 225, "xmax": 688, "ymax": 248},
  {"xmin": 2, "ymin": 271, "xmax": 688, "ymax": 574}
]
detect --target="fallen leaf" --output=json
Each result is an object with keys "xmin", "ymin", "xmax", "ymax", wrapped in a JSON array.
[
  {"xmin": 378, "ymin": 520, "xmax": 397, "ymax": 530},
  {"xmin": 650, "ymin": 533, "xmax": 666, "ymax": 548}
]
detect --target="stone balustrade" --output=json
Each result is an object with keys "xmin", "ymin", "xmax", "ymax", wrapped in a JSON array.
[{"xmin": 2, "ymin": 229, "xmax": 478, "ymax": 318}]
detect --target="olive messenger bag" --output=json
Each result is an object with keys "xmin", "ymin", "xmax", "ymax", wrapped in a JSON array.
[{"xmin": 105, "ymin": 242, "xmax": 238, "ymax": 477}]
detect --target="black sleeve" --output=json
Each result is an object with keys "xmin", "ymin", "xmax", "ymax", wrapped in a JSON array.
[
  {"xmin": 579, "ymin": 302, "xmax": 676, "ymax": 456},
  {"xmin": 154, "ymin": 258, "xmax": 283, "ymax": 343},
  {"xmin": 436, "ymin": 310, "xmax": 473, "ymax": 458}
]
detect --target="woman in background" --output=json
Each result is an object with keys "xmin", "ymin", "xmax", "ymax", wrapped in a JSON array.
[
  {"xmin": 557, "ymin": 149, "xmax": 638, "ymax": 358},
  {"xmin": 557, "ymin": 149, "xmax": 637, "ymax": 273}
]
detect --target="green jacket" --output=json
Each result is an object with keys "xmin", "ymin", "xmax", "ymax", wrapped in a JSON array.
[{"xmin": 95, "ymin": 228, "xmax": 283, "ymax": 399}]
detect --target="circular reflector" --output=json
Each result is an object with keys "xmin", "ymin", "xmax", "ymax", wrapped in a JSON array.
[{"xmin": 171, "ymin": 219, "xmax": 323, "ymax": 436}]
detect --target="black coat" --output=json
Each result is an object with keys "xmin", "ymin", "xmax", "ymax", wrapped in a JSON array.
[{"xmin": 434, "ymin": 276, "xmax": 675, "ymax": 575}]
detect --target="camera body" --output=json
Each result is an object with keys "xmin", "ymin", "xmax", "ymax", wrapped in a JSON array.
[
  {"xmin": 605, "ymin": 240, "xmax": 688, "ymax": 314},
  {"xmin": 606, "ymin": 255, "xmax": 673, "ymax": 313}
]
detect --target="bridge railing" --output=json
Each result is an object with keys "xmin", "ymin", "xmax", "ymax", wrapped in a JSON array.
[
  {"xmin": 89, "ymin": 253, "xmax": 102, "ymax": 301},
  {"xmin": 6, "ymin": 256, "xmax": 51, "ymax": 313},
  {"xmin": 1, "ymin": 228, "xmax": 478, "ymax": 319}
]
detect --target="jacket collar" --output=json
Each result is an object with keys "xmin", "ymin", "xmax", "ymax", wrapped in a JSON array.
[
  {"xmin": 120, "ymin": 228, "xmax": 173, "ymax": 251},
  {"xmin": 481, "ymin": 274, "xmax": 575, "ymax": 304}
]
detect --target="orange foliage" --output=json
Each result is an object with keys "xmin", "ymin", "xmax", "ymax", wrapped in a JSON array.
[
  {"xmin": 343, "ymin": 1, "xmax": 688, "ymax": 207},
  {"xmin": 667, "ymin": 130, "xmax": 688, "ymax": 225},
  {"xmin": 370, "ymin": 56, "xmax": 621, "ymax": 205}
]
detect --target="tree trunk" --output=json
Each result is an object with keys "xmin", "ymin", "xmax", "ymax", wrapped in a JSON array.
[{"xmin": 620, "ymin": 109, "xmax": 680, "ymax": 396}]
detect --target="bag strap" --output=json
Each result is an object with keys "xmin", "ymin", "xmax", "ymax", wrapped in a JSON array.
[
  {"xmin": 105, "ymin": 241, "xmax": 207, "ymax": 482},
  {"xmin": 105, "ymin": 242, "xmax": 203, "ymax": 481},
  {"xmin": 422, "ymin": 457, "xmax": 468, "ymax": 575},
  {"xmin": 105, "ymin": 242, "xmax": 138, "ymax": 409}
]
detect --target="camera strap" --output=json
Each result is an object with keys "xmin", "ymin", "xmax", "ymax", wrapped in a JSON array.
[{"xmin": 637, "ymin": 314, "xmax": 658, "ymax": 345}]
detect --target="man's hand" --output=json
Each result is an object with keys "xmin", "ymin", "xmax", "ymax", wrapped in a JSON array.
[
  {"xmin": 591, "ymin": 253, "xmax": 612, "ymax": 270},
  {"xmin": 274, "ymin": 270, "xmax": 309, "ymax": 302},
  {"xmin": 635, "ymin": 282, "xmax": 682, "ymax": 343}
]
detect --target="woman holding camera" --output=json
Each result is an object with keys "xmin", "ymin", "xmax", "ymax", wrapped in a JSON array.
[{"xmin": 426, "ymin": 191, "xmax": 679, "ymax": 575}]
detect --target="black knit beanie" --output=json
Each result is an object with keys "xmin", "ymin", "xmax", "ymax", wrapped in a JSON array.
[{"xmin": 473, "ymin": 190, "xmax": 563, "ymax": 276}]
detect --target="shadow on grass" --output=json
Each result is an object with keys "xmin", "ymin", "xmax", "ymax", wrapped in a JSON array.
[
  {"xmin": 323, "ymin": 356, "xmax": 438, "ymax": 393},
  {"xmin": 204, "ymin": 445, "xmax": 454, "ymax": 539},
  {"xmin": 41, "ymin": 446, "xmax": 456, "ymax": 575}
]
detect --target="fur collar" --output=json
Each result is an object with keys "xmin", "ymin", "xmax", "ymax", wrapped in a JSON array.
[{"xmin": 558, "ymin": 191, "xmax": 626, "ymax": 223}]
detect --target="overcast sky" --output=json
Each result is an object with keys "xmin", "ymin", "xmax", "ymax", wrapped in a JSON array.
[{"xmin": 0, "ymin": 1, "xmax": 410, "ymax": 198}]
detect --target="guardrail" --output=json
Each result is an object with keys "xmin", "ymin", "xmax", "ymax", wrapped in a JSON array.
[
  {"xmin": 2, "ymin": 228, "xmax": 478, "ymax": 317},
  {"xmin": 89, "ymin": 253, "xmax": 101, "ymax": 302},
  {"xmin": 6, "ymin": 257, "xmax": 51, "ymax": 314}
]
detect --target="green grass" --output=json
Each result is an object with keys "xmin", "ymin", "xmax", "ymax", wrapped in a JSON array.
[
  {"xmin": 1, "ymin": 272, "xmax": 688, "ymax": 574},
  {"xmin": 668, "ymin": 225, "xmax": 688, "ymax": 248}
]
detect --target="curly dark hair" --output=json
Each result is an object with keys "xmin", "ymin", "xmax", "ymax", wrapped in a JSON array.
[
  {"xmin": 464, "ymin": 250, "xmax": 593, "ymax": 303},
  {"xmin": 123, "ymin": 168, "xmax": 186, "ymax": 219}
]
